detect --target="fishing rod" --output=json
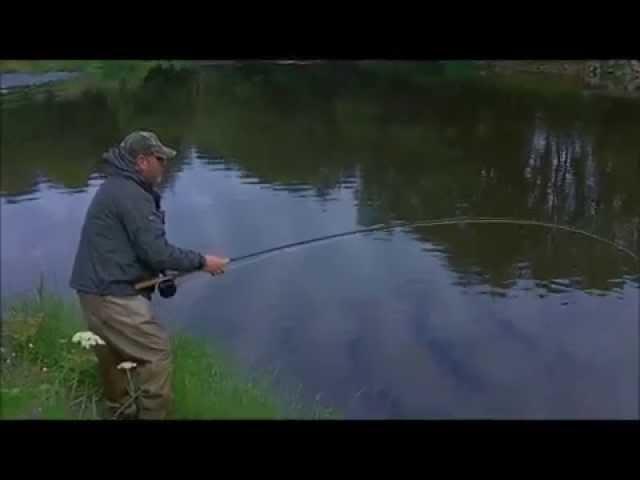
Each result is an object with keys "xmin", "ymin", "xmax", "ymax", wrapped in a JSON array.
[{"xmin": 134, "ymin": 216, "xmax": 639, "ymax": 298}]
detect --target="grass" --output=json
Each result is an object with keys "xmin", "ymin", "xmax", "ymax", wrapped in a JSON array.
[
  {"xmin": 0, "ymin": 289, "xmax": 337, "ymax": 420},
  {"xmin": 0, "ymin": 60, "xmax": 94, "ymax": 73},
  {"xmin": 0, "ymin": 61, "xmax": 193, "ymax": 97},
  {"xmin": 0, "ymin": 60, "xmax": 190, "ymax": 74}
]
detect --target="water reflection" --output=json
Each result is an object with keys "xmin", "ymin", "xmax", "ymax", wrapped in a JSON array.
[{"xmin": 1, "ymin": 63, "xmax": 637, "ymax": 418}]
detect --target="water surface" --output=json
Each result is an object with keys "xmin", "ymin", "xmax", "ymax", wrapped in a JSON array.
[{"xmin": 2, "ymin": 63, "xmax": 638, "ymax": 418}]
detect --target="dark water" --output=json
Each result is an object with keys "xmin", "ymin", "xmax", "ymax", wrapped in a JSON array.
[{"xmin": 1, "ymin": 63, "xmax": 638, "ymax": 418}]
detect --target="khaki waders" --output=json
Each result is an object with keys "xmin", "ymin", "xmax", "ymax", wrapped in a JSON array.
[{"xmin": 77, "ymin": 293, "xmax": 172, "ymax": 420}]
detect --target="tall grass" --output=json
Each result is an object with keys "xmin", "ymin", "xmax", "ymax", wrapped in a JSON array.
[{"xmin": 1, "ymin": 290, "xmax": 337, "ymax": 420}]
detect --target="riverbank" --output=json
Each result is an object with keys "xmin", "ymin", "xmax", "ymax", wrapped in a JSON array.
[
  {"xmin": 0, "ymin": 60, "xmax": 189, "ymax": 73},
  {"xmin": 1, "ymin": 290, "xmax": 335, "ymax": 419},
  {"xmin": 0, "ymin": 61, "xmax": 191, "ymax": 93}
]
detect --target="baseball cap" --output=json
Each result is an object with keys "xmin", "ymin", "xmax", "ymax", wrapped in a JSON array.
[{"xmin": 120, "ymin": 131, "xmax": 177, "ymax": 160}]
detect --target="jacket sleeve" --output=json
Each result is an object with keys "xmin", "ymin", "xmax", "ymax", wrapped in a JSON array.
[{"xmin": 118, "ymin": 192, "xmax": 205, "ymax": 273}]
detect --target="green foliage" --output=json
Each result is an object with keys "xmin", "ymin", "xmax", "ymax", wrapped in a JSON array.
[
  {"xmin": 171, "ymin": 335, "xmax": 282, "ymax": 419},
  {"xmin": 1, "ymin": 293, "xmax": 99, "ymax": 419},
  {"xmin": 0, "ymin": 60, "xmax": 191, "ymax": 75}
]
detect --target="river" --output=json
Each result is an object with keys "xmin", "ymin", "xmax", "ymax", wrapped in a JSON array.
[{"xmin": 1, "ymin": 62, "xmax": 638, "ymax": 418}]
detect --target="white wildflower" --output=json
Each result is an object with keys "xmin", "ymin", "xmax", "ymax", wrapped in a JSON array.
[
  {"xmin": 117, "ymin": 361, "xmax": 137, "ymax": 371},
  {"xmin": 72, "ymin": 331, "xmax": 106, "ymax": 350},
  {"xmin": 42, "ymin": 367, "xmax": 48, "ymax": 373},
  {"xmin": 29, "ymin": 343, "xmax": 34, "ymax": 349}
]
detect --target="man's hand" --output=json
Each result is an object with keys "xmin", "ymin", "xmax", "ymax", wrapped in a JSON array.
[{"xmin": 203, "ymin": 255, "xmax": 230, "ymax": 275}]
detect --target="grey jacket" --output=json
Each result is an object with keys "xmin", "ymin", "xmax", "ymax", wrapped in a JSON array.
[{"xmin": 70, "ymin": 147, "xmax": 204, "ymax": 297}]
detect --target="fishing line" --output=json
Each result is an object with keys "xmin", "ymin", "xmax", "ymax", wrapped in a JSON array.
[{"xmin": 135, "ymin": 216, "xmax": 638, "ymax": 297}]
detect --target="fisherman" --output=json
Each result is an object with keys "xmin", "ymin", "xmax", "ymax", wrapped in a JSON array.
[{"xmin": 70, "ymin": 131, "xmax": 228, "ymax": 419}]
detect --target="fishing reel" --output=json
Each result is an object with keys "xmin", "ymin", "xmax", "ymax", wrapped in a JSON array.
[
  {"xmin": 157, "ymin": 277, "xmax": 177, "ymax": 298},
  {"xmin": 145, "ymin": 269, "xmax": 221, "ymax": 300}
]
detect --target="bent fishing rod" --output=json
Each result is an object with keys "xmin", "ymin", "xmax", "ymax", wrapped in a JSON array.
[{"xmin": 134, "ymin": 216, "xmax": 639, "ymax": 298}]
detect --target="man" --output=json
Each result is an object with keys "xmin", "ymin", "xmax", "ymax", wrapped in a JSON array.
[{"xmin": 70, "ymin": 131, "xmax": 228, "ymax": 419}]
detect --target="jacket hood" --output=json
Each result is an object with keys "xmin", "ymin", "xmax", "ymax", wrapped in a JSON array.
[{"xmin": 102, "ymin": 146, "xmax": 162, "ymax": 203}]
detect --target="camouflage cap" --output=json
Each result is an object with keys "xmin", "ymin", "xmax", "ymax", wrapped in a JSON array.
[{"xmin": 120, "ymin": 131, "xmax": 177, "ymax": 160}]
